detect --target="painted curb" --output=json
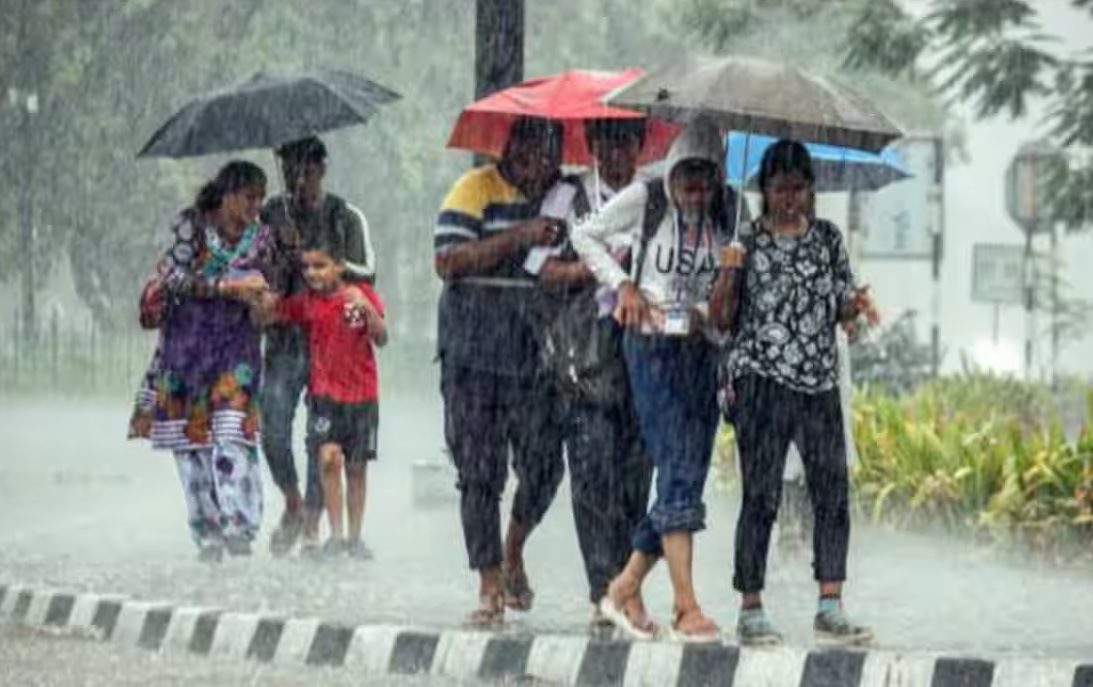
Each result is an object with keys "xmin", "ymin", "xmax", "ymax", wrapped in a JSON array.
[{"xmin": 1, "ymin": 584, "xmax": 1089, "ymax": 686}]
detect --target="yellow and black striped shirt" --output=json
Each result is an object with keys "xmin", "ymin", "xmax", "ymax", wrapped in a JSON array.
[{"xmin": 434, "ymin": 165, "xmax": 540, "ymax": 376}]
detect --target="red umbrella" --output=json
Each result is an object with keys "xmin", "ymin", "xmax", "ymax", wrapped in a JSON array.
[{"xmin": 447, "ymin": 68, "xmax": 679, "ymax": 165}]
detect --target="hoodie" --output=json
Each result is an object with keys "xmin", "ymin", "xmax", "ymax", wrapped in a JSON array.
[{"xmin": 571, "ymin": 118, "xmax": 730, "ymax": 336}]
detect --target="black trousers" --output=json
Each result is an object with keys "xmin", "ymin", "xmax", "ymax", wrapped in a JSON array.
[
  {"xmin": 566, "ymin": 394, "xmax": 652, "ymax": 604},
  {"xmin": 731, "ymin": 373, "xmax": 850, "ymax": 593},
  {"xmin": 441, "ymin": 363, "xmax": 565, "ymax": 570}
]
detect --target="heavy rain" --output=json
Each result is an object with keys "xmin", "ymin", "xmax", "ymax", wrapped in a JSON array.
[{"xmin": 1, "ymin": 1, "xmax": 1092, "ymax": 686}]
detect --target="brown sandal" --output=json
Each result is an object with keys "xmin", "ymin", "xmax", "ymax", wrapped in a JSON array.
[
  {"xmin": 669, "ymin": 607, "xmax": 720, "ymax": 643},
  {"xmin": 466, "ymin": 593, "xmax": 505, "ymax": 627}
]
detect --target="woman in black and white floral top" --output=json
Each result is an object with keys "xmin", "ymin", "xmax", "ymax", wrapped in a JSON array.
[{"xmin": 710, "ymin": 139, "xmax": 874, "ymax": 647}]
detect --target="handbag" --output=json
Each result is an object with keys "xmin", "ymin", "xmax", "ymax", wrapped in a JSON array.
[{"xmin": 540, "ymin": 288, "xmax": 630, "ymax": 406}]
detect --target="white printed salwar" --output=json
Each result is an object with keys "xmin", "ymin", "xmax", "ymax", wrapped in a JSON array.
[{"xmin": 173, "ymin": 439, "xmax": 263, "ymax": 547}]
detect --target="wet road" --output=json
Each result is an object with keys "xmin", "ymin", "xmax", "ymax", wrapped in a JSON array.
[
  {"xmin": 1, "ymin": 396, "xmax": 1091, "ymax": 661},
  {"xmin": 0, "ymin": 622, "xmax": 488, "ymax": 686}
]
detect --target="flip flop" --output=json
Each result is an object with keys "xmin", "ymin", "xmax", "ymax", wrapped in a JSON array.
[
  {"xmin": 597, "ymin": 595, "xmax": 655, "ymax": 641},
  {"xmin": 667, "ymin": 608, "xmax": 721, "ymax": 644},
  {"xmin": 465, "ymin": 593, "xmax": 505, "ymax": 628}
]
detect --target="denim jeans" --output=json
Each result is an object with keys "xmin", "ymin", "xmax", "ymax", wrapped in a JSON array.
[
  {"xmin": 623, "ymin": 334, "xmax": 719, "ymax": 556},
  {"xmin": 260, "ymin": 329, "xmax": 322, "ymax": 510}
]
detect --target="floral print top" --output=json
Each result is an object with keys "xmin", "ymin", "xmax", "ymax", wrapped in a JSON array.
[
  {"xmin": 129, "ymin": 210, "xmax": 273, "ymax": 450},
  {"xmin": 729, "ymin": 218, "xmax": 855, "ymax": 394}
]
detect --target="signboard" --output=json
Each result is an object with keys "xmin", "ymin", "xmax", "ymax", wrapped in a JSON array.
[
  {"xmin": 1004, "ymin": 140, "xmax": 1061, "ymax": 235},
  {"xmin": 971, "ymin": 243, "xmax": 1024, "ymax": 305},
  {"xmin": 859, "ymin": 137, "xmax": 941, "ymax": 260}
]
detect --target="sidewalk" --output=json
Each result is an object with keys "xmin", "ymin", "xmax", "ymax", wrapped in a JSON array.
[{"xmin": 2, "ymin": 583, "xmax": 1089, "ymax": 687}]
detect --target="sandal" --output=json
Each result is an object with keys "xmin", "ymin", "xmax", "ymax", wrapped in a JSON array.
[
  {"xmin": 466, "ymin": 593, "xmax": 505, "ymax": 627},
  {"xmin": 668, "ymin": 607, "xmax": 721, "ymax": 643},
  {"xmin": 502, "ymin": 565, "xmax": 535, "ymax": 611},
  {"xmin": 624, "ymin": 596, "xmax": 659, "ymax": 637},
  {"xmin": 598, "ymin": 593, "xmax": 655, "ymax": 641}
]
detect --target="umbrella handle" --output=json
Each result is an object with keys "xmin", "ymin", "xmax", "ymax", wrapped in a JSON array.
[{"xmin": 731, "ymin": 131, "xmax": 752, "ymax": 240}]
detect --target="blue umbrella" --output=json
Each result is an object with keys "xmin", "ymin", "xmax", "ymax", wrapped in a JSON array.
[{"xmin": 725, "ymin": 131, "xmax": 910, "ymax": 192}]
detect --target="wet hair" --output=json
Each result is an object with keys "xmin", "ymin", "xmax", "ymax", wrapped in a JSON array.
[
  {"xmin": 302, "ymin": 229, "xmax": 346, "ymax": 262},
  {"xmin": 503, "ymin": 116, "xmax": 563, "ymax": 159},
  {"xmin": 756, "ymin": 139, "xmax": 815, "ymax": 215},
  {"xmin": 275, "ymin": 136, "xmax": 328, "ymax": 164},
  {"xmin": 194, "ymin": 160, "xmax": 267, "ymax": 213},
  {"xmin": 584, "ymin": 118, "xmax": 646, "ymax": 148}
]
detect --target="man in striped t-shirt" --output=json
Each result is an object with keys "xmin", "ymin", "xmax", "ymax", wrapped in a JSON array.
[{"xmin": 434, "ymin": 117, "xmax": 567, "ymax": 625}]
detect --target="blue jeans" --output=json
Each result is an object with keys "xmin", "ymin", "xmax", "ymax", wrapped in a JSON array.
[
  {"xmin": 624, "ymin": 333, "xmax": 719, "ymax": 556},
  {"xmin": 260, "ymin": 329, "xmax": 322, "ymax": 510}
]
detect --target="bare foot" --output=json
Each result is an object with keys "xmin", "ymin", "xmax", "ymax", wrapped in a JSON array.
[
  {"xmin": 623, "ymin": 593, "xmax": 658, "ymax": 635},
  {"xmin": 502, "ymin": 564, "xmax": 534, "ymax": 611}
]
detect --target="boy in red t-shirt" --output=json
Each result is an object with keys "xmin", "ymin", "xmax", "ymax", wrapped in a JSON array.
[{"xmin": 258, "ymin": 237, "xmax": 386, "ymax": 559}]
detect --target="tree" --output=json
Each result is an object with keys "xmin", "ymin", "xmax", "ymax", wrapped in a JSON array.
[
  {"xmin": 0, "ymin": 0, "xmax": 692, "ymax": 338},
  {"xmin": 844, "ymin": 0, "xmax": 1093, "ymax": 234}
]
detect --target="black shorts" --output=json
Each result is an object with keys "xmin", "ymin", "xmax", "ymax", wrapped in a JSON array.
[{"xmin": 306, "ymin": 396, "xmax": 379, "ymax": 463}]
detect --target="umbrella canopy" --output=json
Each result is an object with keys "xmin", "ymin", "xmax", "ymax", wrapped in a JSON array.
[
  {"xmin": 725, "ymin": 131, "xmax": 910, "ymax": 192},
  {"xmin": 607, "ymin": 55, "xmax": 902, "ymax": 153},
  {"xmin": 137, "ymin": 69, "xmax": 400, "ymax": 158},
  {"xmin": 446, "ymin": 68, "xmax": 679, "ymax": 165}
]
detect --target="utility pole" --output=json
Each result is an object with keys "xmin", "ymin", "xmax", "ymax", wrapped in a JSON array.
[
  {"xmin": 1050, "ymin": 224, "xmax": 1059, "ymax": 390},
  {"xmin": 474, "ymin": 0, "xmax": 523, "ymax": 165},
  {"xmin": 15, "ymin": 0, "xmax": 39, "ymax": 347},
  {"xmin": 474, "ymin": 0, "xmax": 524, "ymax": 100},
  {"xmin": 929, "ymin": 136, "xmax": 944, "ymax": 378}
]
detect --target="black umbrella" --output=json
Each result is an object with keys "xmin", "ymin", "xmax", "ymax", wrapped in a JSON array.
[{"xmin": 137, "ymin": 69, "xmax": 400, "ymax": 158}]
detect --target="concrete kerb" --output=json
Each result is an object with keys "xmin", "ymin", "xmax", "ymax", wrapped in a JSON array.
[{"xmin": 1, "ymin": 583, "xmax": 1090, "ymax": 686}]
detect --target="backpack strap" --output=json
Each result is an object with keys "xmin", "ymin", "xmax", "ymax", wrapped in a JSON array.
[
  {"xmin": 563, "ymin": 173, "xmax": 592, "ymax": 220},
  {"xmin": 634, "ymin": 179, "xmax": 669, "ymax": 288}
]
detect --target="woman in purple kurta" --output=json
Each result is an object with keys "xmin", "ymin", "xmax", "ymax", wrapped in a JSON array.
[{"xmin": 130, "ymin": 161, "xmax": 275, "ymax": 562}]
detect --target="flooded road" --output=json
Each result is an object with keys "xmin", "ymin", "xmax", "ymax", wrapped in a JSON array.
[{"xmin": 1, "ymin": 396, "xmax": 1091, "ymax": 660}]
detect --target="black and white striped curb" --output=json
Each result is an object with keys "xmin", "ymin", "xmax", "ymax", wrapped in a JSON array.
[{"xmin": 2, "ymin": 584, "xmax": 1089, "ymax": 686}]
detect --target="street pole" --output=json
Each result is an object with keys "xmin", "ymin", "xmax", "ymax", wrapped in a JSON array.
[
  {"xmin": 1022, "ymin": 227, "xmax": 1035, "ymax": 381},
  {"xmin": 474, "ymin": 0, "xmax": 523, "ymax": 165},
  {"xmin": 929, "ymin": 136, "xmax": 944, "ymax": 378},
  {"xmin": 992, "ymin": 303, "xmax": 1000, "ymax": 345},
  {"xmin": 16, "ymin": 2, "xmax": 38, "ymax": 348},
  {"xmin": 1050, "ymin": 224, "xmax": 1059, "ymax": 390},
  {"xmin": 18, "ymin": 99, "xmax": 37, "ymax": 348}
]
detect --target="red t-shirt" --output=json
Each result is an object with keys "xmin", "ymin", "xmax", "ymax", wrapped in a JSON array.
[{"xmin": 277, "ymin": 284, "xmax": 384, "ymax": 403}]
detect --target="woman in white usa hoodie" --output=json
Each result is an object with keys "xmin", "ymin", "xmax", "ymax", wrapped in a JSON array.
[{"xmin": 572, "ymin": 118, "xmax": 740, "ymax": 642}]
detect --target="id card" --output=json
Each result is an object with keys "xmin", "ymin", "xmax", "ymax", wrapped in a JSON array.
[{"xmin": 663, "ymin": 305, "xmax": 691, "ymax": 336}]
